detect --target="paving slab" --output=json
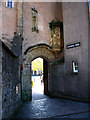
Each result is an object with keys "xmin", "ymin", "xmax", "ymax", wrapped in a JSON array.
[{"xmin": 15, "ymin": 94, "xmax": 89, "ymax": 119}]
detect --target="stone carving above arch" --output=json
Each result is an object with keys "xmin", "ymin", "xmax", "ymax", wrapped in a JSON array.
[{"xmin": 23, "ymin": 44, "xmax": 56, "ymax": 63}]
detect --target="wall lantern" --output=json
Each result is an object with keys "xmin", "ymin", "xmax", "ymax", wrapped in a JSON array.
[{"xmin": 49, "ymin": 19, "xmax": 63, "ymax": 52}]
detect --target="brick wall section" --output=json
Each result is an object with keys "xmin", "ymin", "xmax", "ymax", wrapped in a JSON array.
[
  {"xmin": 2, "ymin": 42, "xmax": 21, "ymax": 119},
  {"xmin": 23, "ymin": 2, "xmax": 63, "ymax": 53}
]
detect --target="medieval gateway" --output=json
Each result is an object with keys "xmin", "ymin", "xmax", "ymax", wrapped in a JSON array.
[{"xmin": 0, "ymin": 0, "xmax": 90, "ymax": 119}]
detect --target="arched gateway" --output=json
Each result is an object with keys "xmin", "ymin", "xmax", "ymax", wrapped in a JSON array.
[{"xmin": 22, "ymin": 44, "xmax": 56, "ymax": 101}]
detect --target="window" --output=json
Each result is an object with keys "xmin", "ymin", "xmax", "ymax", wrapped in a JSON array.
[
  {"xmin": 31, "ymin": 7, "xmax": 38, "ymax": 33},
  {"xmin": 6, "ymin": 0, "xmax": 14, "ymax": 8}
]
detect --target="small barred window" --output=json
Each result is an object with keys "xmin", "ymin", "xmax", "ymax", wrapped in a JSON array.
[{"xmin": 6, "ymin": 0, "xmax": 14, "ymax": 8}]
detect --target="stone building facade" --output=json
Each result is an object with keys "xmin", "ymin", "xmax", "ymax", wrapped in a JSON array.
[{"xmin": 0, "ymin": 1, "xmax": 90, "ymax": 119}]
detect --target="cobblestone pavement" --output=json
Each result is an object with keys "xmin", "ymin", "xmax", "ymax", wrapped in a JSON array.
[{"xmin": 15, "ymin": 94, "xmax": 90, "ymax": 119}]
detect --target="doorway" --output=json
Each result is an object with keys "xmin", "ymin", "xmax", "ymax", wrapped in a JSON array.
[{"xmin": 31, "ymin": 57, "xmax": 49, "ymax": 100}]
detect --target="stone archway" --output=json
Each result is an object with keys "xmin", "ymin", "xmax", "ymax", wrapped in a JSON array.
[{"xmin": 22, "ymin": 44, "xmax": 56, "ymax": 101}]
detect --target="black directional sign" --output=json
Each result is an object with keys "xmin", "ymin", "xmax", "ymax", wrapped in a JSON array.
[{"xmin": 66, "ymin": 42, "xmax": 80, "ymax": 49}]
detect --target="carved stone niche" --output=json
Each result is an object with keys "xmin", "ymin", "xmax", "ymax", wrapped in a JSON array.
[{"xmin": 49, "ymin": 19, "xmax": 63, "ymax": 53}]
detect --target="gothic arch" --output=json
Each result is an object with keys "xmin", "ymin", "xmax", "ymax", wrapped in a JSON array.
[
  {"xmin": 22, "ymin": 44, "xmax": 56, "ymax": 101},
  {"xmin": 23, "ymin": 44, "xmax": 56, "ymax": 63}
]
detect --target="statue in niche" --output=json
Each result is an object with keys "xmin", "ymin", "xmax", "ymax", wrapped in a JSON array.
[
  {"xmin": 49, "ymin": 19, "xmax": 63, "ymax": 52},
  {"xmin": 31, "ymin": 7, "xmax": 38, "ymax": 33}
]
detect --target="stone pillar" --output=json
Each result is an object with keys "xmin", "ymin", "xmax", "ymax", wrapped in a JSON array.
[
  {"xmin": 16, "ymin": 1, "xmax": 23, "ymax": 101},
  {"xmin": 0, "ymin": 1, "xmax": 2, "ymax": 119},
  {"xmin": 17, "ymin": 1, "xmax": 23, "ymax": 35},
  {"xmin": 22, "ymin": 61, "xmax": 32, "ymax": 101}
]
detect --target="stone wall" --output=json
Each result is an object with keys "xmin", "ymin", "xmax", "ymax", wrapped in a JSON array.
[
  {"xmin": 0, "ymin": 41, "xmax": 2, "ymax": 120},
  {"xmin": 2, "ymin": 2, "xmax": 17, "ymax": 47},
  {"xmin": 62, "ymin": 2, "xmax": 88, "ymax": 100},
  {"xmin": 23, "ymin": 2, "xmax": 63, "ymax": 53},
  {"xmin": 22, "ymin": 45, "xmax": 55, "ymax": 101},
  {"xmin": 2, "ymin": 42, "xmax": 21, "ymax": 119},
  {"xmin": 48, "ymin": 3, "xmax": 89, "ymax": 101},
  {"xmin": 89, "ymin": 12, "xmax": 90, "ymax": 102},
  {"xmin": 49, "ymin": 59, "xmax": 64, "ymax": 96},
  {"xmin": 0, "ymin": 1, "xmax": 2, "ymax": 119}
]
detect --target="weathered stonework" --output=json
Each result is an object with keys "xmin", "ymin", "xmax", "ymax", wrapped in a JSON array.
[
  {"xmin": 22, "ymin": 2, "xmax": 63, "ymax": 53},
  {"xmin": 0, "ymin": 42, "xmax": 2, "ymax": 120},
  {"xmin": 17, "ymin": 1, "xmax": 23, "ymax": 35},
  {"xmin": 22, "ymin": 45, "xmax": 56, "ymax": 101},
  {"xmin": 49, "ymin": 63, "xmax": 64, "ymax": 96},
  {"xmin": 0, "ymin": 2, "xmax": 90, "ymax": 119},
  {"xmin": 2, "ymin": 2, "xmax": 17, "ymax": 48},
  {"xmin": 0, "ymin": 1, "xmax": 2, "ymax": 119},
  {"xmin": 2, "ymin": 42, "xmax": 21, "ymax": 119}
]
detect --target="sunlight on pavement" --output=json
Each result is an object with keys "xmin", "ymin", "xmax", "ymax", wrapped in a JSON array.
[{"xmin": 32, "ymin": 76, "xmax": 44, "ymax": 94}]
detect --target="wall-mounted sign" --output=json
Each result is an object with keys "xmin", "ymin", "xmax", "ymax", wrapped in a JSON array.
[
  {"xmin": 72, "ymin": 61, "xmax": 78, "ymax": 74},
  {"xmin": 66, "ymin": 42, "xmax": 80, "ymax": 49}
]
